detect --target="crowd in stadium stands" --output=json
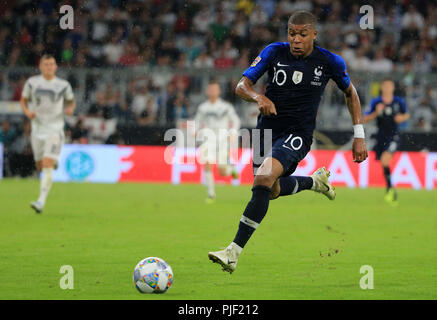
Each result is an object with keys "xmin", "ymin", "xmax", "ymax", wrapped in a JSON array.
[
  {"xmin": 1, "ymin": 0, "xmax": 437, "ymax": 177},
  {"xmin": 1, "ymin": 0, "xmax": 436, "ymax": 71}
]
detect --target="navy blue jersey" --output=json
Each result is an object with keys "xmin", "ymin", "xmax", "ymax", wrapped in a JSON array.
[
  {"xmin": 365, "ymin": 96, "xmax": 407, "ymax": 137},
  {"xmin": 243, "ymin": 42, "xmax": 350, "ymax": 140}
]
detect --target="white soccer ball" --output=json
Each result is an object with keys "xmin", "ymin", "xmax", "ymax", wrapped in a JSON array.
[{"xmin": 133, "ymin": 257, "xmax": 174, "ymax": 293}]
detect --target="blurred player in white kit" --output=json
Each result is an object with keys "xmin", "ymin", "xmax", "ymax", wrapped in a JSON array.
[
  {"xmin": 194, "ymin": 80, "xmax": 240, "ymax": 203},
  {"xmin": 20, "ymin": 54, "xmax": 75, "ymax": 213}
]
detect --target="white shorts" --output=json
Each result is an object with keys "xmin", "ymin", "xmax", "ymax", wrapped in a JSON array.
[
  {"xmin": 31, "ymin": 132, "xmax": 65, "ymax": 162},
  {"xmin": 198, "ymin": 138, "xmax": 229, "ymax": 165}
]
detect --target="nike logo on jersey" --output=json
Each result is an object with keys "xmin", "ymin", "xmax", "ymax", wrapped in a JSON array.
[{"xmin": 277, "ymin": 62, "xmax": 289, "ymax": 67}]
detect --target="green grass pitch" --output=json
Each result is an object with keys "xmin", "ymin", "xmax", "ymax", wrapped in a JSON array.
[{"xmin": 0, "ymin": 179, "xmax": 436, "ymax": 300}]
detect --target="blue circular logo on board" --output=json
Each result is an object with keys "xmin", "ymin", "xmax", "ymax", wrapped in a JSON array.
[{"xmin": 65, "ymin": 151, "xmax": 94, "ymax": 180}]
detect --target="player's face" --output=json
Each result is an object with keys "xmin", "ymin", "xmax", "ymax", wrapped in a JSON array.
[
  {"xmin": 381, "ymin": 80, "xmax": 395, "ymax": 95},
  {"xmin": 287, "ymin": 24, "xmax": 317, "ymax": 58},
  {"xmin": 39, "ymin": 58, "xmax": 57, "ymax": 78},
  {"xmin": 206, "ymin": 83, "xmax": 221, "ymax": 101}
]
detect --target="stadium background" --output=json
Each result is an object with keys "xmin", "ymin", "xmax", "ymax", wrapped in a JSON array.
[
  {"xmin": 1, "ymin": 0, "xmax": 437, "ymax": 302},
  {"xmin": 0, "ymin": 0, "xmax": 436, "ymax": 188}
]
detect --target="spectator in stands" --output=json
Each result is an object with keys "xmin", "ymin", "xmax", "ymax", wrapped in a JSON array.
[
  {"xmin": 181, "ymin": 37, "xmax": 200, "ymax": 63},
  {"xmin": 192, "ymin": 4, "xmax": 213, "ymax": 35},
  {"xmin": 413, "ymin": 85, "xmax": 437, "ymax": 130},
  {"xmin": 193, "ymin": 50, "xmax": 214, "ymax": 68},
  {"xmin": 9, "ymin": 119, "xmax": 33, "ymax": 177},
  {"xmin": 0, "ymin": 120, "xmax": 16, "ymax": 176},
  {"xmin": 103, "ymin": 34, "xmax": 124, "ymax": 66},
  {"xmin": 210, "ymin": 13, "xmax": 230, "ymax": 43},
  {"xmin": 138, "ymin": 98, "xmax": 157, "ymax": 126},
  {"xmin": 71, "ymin": 115, "xmax": 89, "ymax": 144},
  {"xmin": 370, "ymin": 51, "xmax": 394, "ymax": 73},
  {"xmin": 114, "ymin": 101, "xmax": 136, "ymax": 127},
  {"xmin": 176, "ymin": 52, "xmax": 190, "ymax": 68},
  {"xmin": 174, "ymin": 10, "xmax": 189, "ymax": 34},
  {"xmin": 249, "ymin": 5, "xmax": 269, "ymax": 26},
  {"xmin": 412, "ymin": 103, "xmax": 435, "ymax": 132},
  {"xmin": 11, "ymin": 75, "xmax": 26, "ymax": 101},
  {"xmin": 60, "ymin": 38, "xmax": 74, "ymax": 66},
  {"xmin": 0, "ymin": 0, "xmax": 436, "ymax": 139},
  {"xmin": 401, "ymin": 5, "xmax": 424, "ymax": 31},
  {"xmin": 119, "ymin": 42, "xmax": 140, "ymax": 66},
  {"xmin": 0, "ymin": 120, "xmax": 16, "ymax": 149},
  {"xmin": 166, "ymin": 89, "xmax": 189, "ymax": 127},
  {"xmin": 257, "ymin": 0, "xmax": 276, "ymax": 19},
  {"xmin": 7, "ymin": 46, "xmax": 25, "ymax": 66},
  {"xmin": 87, "ymin": 91, "xmax": 112, "ymax": 119},
  {"xmin": 173, "ymin": 91, "xmax": 189, "ymax": 123},
  {"xmin": 349, "ymin": 47, "xmax": 371, "ymax": 72},
  {"xmin": 131, "ymin": 84, "xmax": 155, "ymax": 119},
  {"xmin": 214, "ymin": 46, "xmax": 235, "ymax": 69},
  {"xmin": 105, "ymin": 128, "xmax": 125, "ymax": 145}
]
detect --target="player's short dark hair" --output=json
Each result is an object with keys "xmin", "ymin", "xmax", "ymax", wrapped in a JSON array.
[
  {"xmin": 381, "ymin": 77, "xmax": 394, "ymax": 83},
  {"xmin": 40, "ymin": 54, "xmax": 56, "ymax": 61},
  {"xmin": 208, "ymin": 79, "xmax": 220, "ymax": 86},
  {"xmin": 288, "ymin": 11, "xmax": 317, "ymax": 28}
]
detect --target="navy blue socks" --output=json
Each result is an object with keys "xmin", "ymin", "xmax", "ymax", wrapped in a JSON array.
[
  {"xmin": 383, "ymin": 166, "xmax": 392, "ymax": 190},
  {"xmin": 233, "ymin": 185, "xmax": 271, "ymax": 248},
  {"xmin": 279, "ymin": 176, "xmax": 314, "ymax": 196}
]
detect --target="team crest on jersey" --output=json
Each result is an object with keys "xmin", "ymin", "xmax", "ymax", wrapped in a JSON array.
[
  {"xmin": 292, "ymin": 71, "xmax": 303, "ymax": 84},
  {"xmin": 314, "ymin": 66, "xmax": 323, "ymax": 77},
  {"xmin": 251, "ymin": 56, "xmax": 261, "ymax": 67},
  {"xmin": 311, "ymin": 66, "xmax": 323, "ymax": 86}
]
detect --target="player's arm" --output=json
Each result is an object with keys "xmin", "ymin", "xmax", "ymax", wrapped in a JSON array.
[
  {"xmin": 330, "ymin": 53, "xmax": 367, "ymax": 163},
  {"xmin": 20, "ymin": 80, "xmax": 35, "ymax": 119},
  {"xmin": 227, "ymin": 104, "xmax": 241, "ymax": 131},
  {"xmin": 236, "ymin": 43, "xmax": 281, "ymax": 116},
  {"xmin": 363, "ymin": 102, "xmax": 384, "ymax": 123},
  {"xmin": 20, "ymin": 96, "xmax": 35, "ymax": 120},
  {"xmin": 394, "ymin": 112, "xmax": 409, "ymax": 123},
  {"xmin": 64, "ymin": 82, "xmax": 75, "ymax": 116},
  {"xmin": 343, "ymin": 83, "xmax": 368, "ymax": 163},
  {"xmin": 194, "ymin": 104, "xmax": 205, "ymax": 130},
  {"xmin": 64, "ymin": 99, "xmax": 76, "ymax": 116},
  {"xmin": 394, "ymin": 98, "xmax": 409, "ymax": 124},
  {"xmin": 235, "ymin": 77, "xmax": 276, "ymax": 116}
]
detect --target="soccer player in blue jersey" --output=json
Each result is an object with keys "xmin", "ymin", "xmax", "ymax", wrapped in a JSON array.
[
  {"xmin": 364, "ymin": 79, "xmax": 409, "ymax": 205},
  {"xmin": 208, "ymin": 11, "xmax": 368, "ymax": 273}
]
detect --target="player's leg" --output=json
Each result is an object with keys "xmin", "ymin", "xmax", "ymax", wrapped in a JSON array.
[
  {"xmin": 36, "ymin": 157, "xmax": 55, "ymax": 206},
  {"xmin": 380, "ymin": 151, "xmax": 393, "ymax": 190},
  {"xmin": 208, "ymin": 157, "xmax": 283, "ymax": 273},
  {"xmin": 232, "ymin": 157, "xmax": 283, "ymax": 246},
  {"xmin": 217, "ymin": 164, "xmax": 238, "ymax": 179},
  {"xmin": 380, "ymin": 151, "xmax": 397, "ymax": 204},
  {"xmin": 199, "ymin": 138, "xmax": 217, "ymax": 202},
  {"xmin": 376, "ymin": 136, "xmax": 398, "ymax": 205},
  {"xmin": 204, "ymin": 162, "xmax": 216, "ymax": 202},
  {"xmin": 31, "ymin": 134, "xmax": 44, "ymax": 173},
  {"xmin": 31, "ymin": 133, "xmax": 63, "ymax": 213},
  {"xmin": 30, "ymin": 135, "xmax": 44, "ymax": 213},
  {"xmin": 270, "ymin": 168, "xmax": 335, "ymax": 200},
  {"xmin": 35, "ymin": 161, "xmax": 42, "ymax": 173},
  {"xmin": 217, "ymin": 137, "xmax": 238, "ymax": 179}
]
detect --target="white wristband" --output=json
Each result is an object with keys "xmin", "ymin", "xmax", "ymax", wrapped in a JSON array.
[{"xmin": 353, "ymin": 124, "xmax": 365, "ymax": 139}]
